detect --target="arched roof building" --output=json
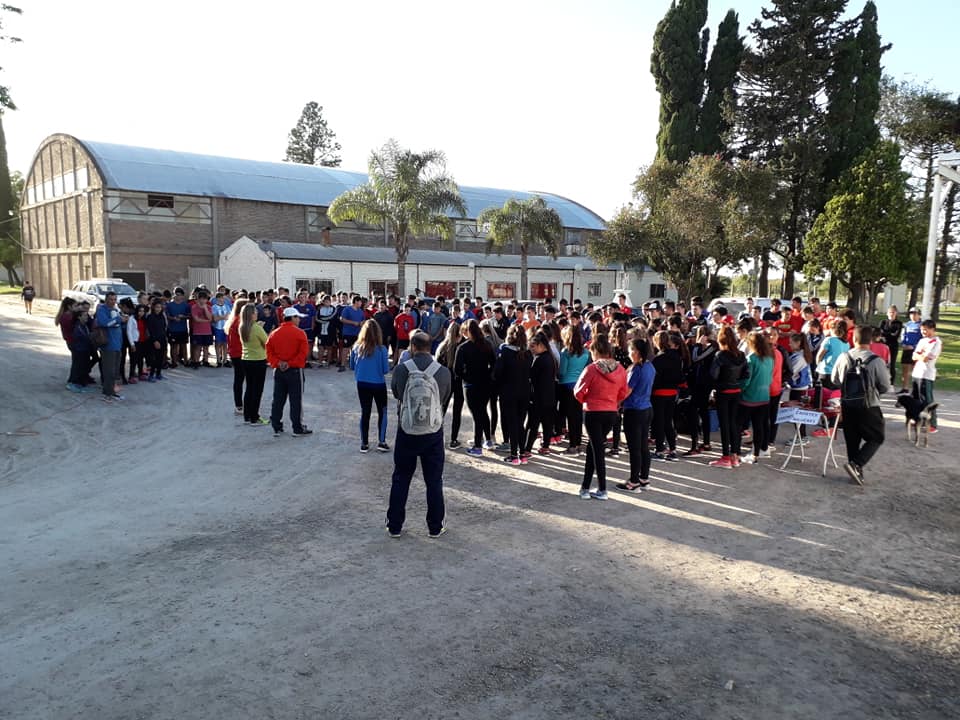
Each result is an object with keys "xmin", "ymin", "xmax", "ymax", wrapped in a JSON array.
[{"xmin": 19, "ymin": 134, "xmax": 609, "ymax": 298}]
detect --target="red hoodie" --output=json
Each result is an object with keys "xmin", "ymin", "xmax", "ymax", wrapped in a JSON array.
[{"xmin": 573, "ymin": 359, "xmax": 629, "ymax": 412}]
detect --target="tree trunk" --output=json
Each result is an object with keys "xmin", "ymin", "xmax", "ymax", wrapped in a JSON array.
[
  {"xmin": 829, "ymin": 274, "xmax": 839, "ymax": 304},
  {"xmin": 395, "ymin": 229, "xmax": 408, "ymax": 298},
  {"xmin": 520, "ymin": 238, "xmax": 529, "ymax": 300},
  {"xmin": 3, "ymin": 262, "xmax": 19, "ymax": 286},
  {"xmin": 932, "ymin": 182, "xmax": 958, "ymax": 321},
  {"xmin": 908, "ymin": 285, "xmax": 919, "ymax": 310},
  {"xmin": 758, "ymin": 252, "xmax": 770, "ymax": 297},
  {"xmin": 848, "ymin": 280, "xmax": 864, "ymax": 318}
]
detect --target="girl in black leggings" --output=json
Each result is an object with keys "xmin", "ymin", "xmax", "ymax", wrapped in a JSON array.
[
  {"xmin": 454, "ymin": 319, "xmax": 495, "ymax": 456},
  {"xmin": 436, "ymin": 324, "xmax": 465, "ymax": 449},
  {"xmin": 493, "ymin": 324, "xmax": 531, "ymax": 464}
]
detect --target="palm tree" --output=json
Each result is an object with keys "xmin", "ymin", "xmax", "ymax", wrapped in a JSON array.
[
  {"xmin": 327, "ymin": 140, "xmax": 466, "ymax": 297},
  {"xmin": 477, "ymin": 196, "xmax": 563, "ymax": 299}
]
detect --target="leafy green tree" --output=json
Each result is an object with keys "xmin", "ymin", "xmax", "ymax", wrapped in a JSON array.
[
  {"xmin": 804, "ymin": 141, "xmax": 919, "ymax": 316},
  {"xmin": 590, "ymin": 156, "xmax": 781, "ymax": 303},
  {"xmin": 738, "ymin": 0, "xmax": 854, "ymax": 297},
  {"xmin": 327, "ymin": 140, "xmax": 465, "ymax": 297},
  {"xmin": 695, "ymin": 10, "xmax": 743, "ymax": 157},
  {"xmin": 0, "ymin": 114, "xmax": 20, "ymax": 285},
  {"xmin": 651, "ymin": 0, "xmax": 709, "ymax": 163},
  {"xmin": 476, "ymin": 196, "xmax": 562, "ymax": 299},
  {"xmin": 878, "ymin": 77, "xmax": 960, "ymax": 313},
  {"xmin": 284, "ymin": 101, "xmax": 342, "ymax": 167}
]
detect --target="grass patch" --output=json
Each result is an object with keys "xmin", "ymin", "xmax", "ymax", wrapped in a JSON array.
[{"xmin": 0, "ymin": 282, "xmax": 22, "ymax": 295}]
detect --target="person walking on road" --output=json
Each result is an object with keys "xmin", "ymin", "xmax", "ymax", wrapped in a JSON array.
[
  {"xmin": 832, "ymin": 326, "xmax": 890, "ymax": 485},
  {"xmin": 266, "ymin": 307, "xmax": 312, "ymax": 437},
  {"xmin": 385, "ymin": 331, "xmax": 452, "ymax": 538}
]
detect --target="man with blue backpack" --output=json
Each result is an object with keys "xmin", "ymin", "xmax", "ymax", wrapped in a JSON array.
[{"xmin": 832, "ymin": 326, "xmax": 890, "ymax": 486}]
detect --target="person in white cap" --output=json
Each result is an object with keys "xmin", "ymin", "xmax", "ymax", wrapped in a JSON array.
[{"xmin": 265, "ymin": 307, "xmax": 313, "ymax": 437}]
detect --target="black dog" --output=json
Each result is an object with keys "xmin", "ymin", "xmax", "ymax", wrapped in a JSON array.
[{"xmin": 896, "ymin": 391, "xmax": 925, "ymax": 423}]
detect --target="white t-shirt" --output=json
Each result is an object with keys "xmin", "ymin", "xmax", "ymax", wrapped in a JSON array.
[{"xmin": 912, "ymin": 336, "xmax": 941, "ymax": 381}]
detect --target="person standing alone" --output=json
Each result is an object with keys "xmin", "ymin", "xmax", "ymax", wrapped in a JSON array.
[
  {"xmin": 386, "ymin": 331, "xmax": 452, "ymax": 538},
  {"xmin": 266, "ymin": 307, "xmax": 312, "ymax": 437},
  {"xmin": 832, "ymin": 326, "xmax": 890, "ymax": 485}
]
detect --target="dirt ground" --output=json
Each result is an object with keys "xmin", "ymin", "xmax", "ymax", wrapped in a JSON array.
[{"xmin": 0, "ymin": 297, "xmax": 958, "ymax": 720}]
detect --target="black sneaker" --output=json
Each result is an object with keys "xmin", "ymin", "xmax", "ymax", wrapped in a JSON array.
[
  {"xmin": 273, "ymin": 428, "xmax": 284, "ymax": 437},
  {"xmin": 843, "ymin": 462, "xmax": 864, "ymax": 486},
  {"xmin": 377, "ymin": 442, "xmax": 390, "ymax": 452},
  {"xmin": 360, "ymin": 444, "xmax": 370, "ymax": 453},
  {"xmin": 292, "ymin": 428, "xmax": 313, "ymax": 437},
  {"xmin": 449, "ymin": 439, "xmax": 462, "ymax": 449},
  {"xmin": 428, "ymin": 527, "xmax": 447, "ymax": 539},
  {"xmin": 665, "ymin": 451, "xmax": 678, "ymax": 462}
]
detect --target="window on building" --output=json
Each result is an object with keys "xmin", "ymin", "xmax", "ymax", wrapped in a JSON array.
[
  {"xmin": 294, "ymin": 278, "xmax": 334, "ymax": 296},
  {"xmin": 486, "ymin": 282, "xmax": 516, "ymax": 300},
  {"xmin": 530, "ymin": 282, "xmax": 557, "ymax": 300},
  {"xmin": 368, "ymin": 280, "xmax": 400, "ymax": 298},
  {"xmin": 649, "ymin": 283, "xmax": 666, "ymax": 299},
  {"xmin": 147, "ymin": 194, "xmax": 175, "ymax": 209},
  {"xmin": 424, "ymin": 281, "xmax": 457, "ymax": 299},
  {"xmin": 456, "ymin": 281, "xmax": 473, "ymax": 298},
  {"xmin": 587, "ymin": 282, "xmax": 602, "ymax": 298}
]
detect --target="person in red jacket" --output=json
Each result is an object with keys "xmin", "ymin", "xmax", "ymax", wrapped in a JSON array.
[
  {"xmin": 393, "ymin": 304, "xmax": 417, "ymax": 367},
  {"xmin": 573, "ymin": 333, "xmax": 629, "ymax": 500},
  {"xmin": 266, "ymin": 307, "xmax": 312, "ymax": 437}
]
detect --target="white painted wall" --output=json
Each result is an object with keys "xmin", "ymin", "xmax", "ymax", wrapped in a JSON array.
[
  {"xmin": 217, "ymin": 238, "xmax": 670, "ymax": 303},
  {"xmin": 219, "ymin": 236, "xmax": 275, "ymax": 291}
]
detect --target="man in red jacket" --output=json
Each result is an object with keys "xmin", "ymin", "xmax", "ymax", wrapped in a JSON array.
[{"xmin": 266, "ymin": 307, "xmax": 312, "ymax": 437}]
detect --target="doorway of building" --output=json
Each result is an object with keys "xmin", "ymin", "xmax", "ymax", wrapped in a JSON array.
[
  {"xmin": 562, "ymin": 282, "xmax": 573, "ymax": 303},
  {"xmin": 114, "ymin": 271, "xmax": 147, "ymax": 291}
]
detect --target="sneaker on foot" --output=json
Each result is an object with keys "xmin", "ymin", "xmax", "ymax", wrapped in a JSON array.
[
  {"xmin": 563, "ymin": 446, "xmax": 582, "ymax": 456},
  {"xmin": 377, "ymin": 442, "xmax": 390, "ymax": 452},
  {"xmin": 615, "ymin": 481, "xmax": 644, "ymax": 492},
  {"xmin": 665, "ymin": 451, "xmax": 678, "ymax": 462},
  {"xmin": 66, "ymin": 383, "xmax": 83, "ymax": 393},
  {"xmin": 292, "ymin": 428, "xmax": 313, "ymax": 437},
  {"xmin": 466, "ymin": 447, "xmax": 483, "ymax": 456},
  {"xmin": 536, "ymin": 446, "xmax": 551, "ymax": 455},
  {"xmin": 590, "ymin": 490, "xmax": 609, "ymax": 500},
  {"xmin": 360, "ymin": 444, "xmax": 370, "ymax": 453},
  {"xmin": 503, "ymin": 456, "xmax": 522, "ymax": 465},
  {"xmin": 428, "ymin": 527, "xmax": 447, "ymax": 538},
  {"xmin": 482, "ymin": 440, "xmax": 496, "ymax": 450},
  {"xmin": 251, "ymin": 418, "xmax": 270, "ymax": 426},
  {"xmin": 682, "ymin": 448, "xmax": 702, "ymax": 457},
  {"xmin": 653, "ymin": 451, "xmax": 666, "ymax": 461},
  {"xmin": 235, "ymin": 406, "xmax": 244, "ymax": 415},
  {"xmin": 844, "ymin": 462, "xmax": 864, "ymax": 485},
  {"xmin": 385, "ymin": 522, "xmax": 402, "ymax": 539},
  {"xmin": 927, "ymin": 427, "xmax": 939, "ymax": 434},
  {"xmin": 699, "ymin": 443, "xmax": 712, "ymax": 452},
  {"xmin": 607, "ymin": 447, "xmax": 622, "ymax": 457},
  {"xmin": 273, "ymin": 428, "xmax": 284, "ymax": 437},
  {"xmin": 709, "ymin": 456, "xmax": 733, "ymax": 468},
  {"xmin": 578, "ymin": 489, "xmax": 592, "ymax": 500},
  {"xmin": 449, "ymin": 439, "xmax": 462, "ymax": 449}
]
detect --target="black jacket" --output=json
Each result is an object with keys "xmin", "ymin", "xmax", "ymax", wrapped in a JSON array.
[
  {"xmin": 529, "ymin": 351, "xmax": 557, "ymax": 407},
  {"xmin": 710, "ymin": 350, "xmax": 749, "ymax": 391},
  {"xmin": 688, "ymin": 343, "xmax": 718, "ymax": 390},
  {"xmin": 455, "ymin": 340, "xmax": 494, "ymax": 387},
  {"xmin": 651, "ymin": 349, "xmax": 684, "ymax": 391},
  {"xmin": 493, "ymin": 344, "xmax": 531, "ymax": 400},
  {"xmin": 145, "ymin": 312, "xmax": 168, "ymax": 344}
]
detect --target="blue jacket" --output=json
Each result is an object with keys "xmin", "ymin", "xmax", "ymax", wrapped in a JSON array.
[
  {"xmin": 622, "ymin": 361, "xmax": 655, "ymax": 411},
  {"xmin": 559, "ymin": 349, "xmax": 591, "ymax": 386},
  {"xmin": 350, "ymin": 345, "xmax": 390, "ymax": 385},
  {"xmin": 95, "ymin": 303, "xmax": 124, "ymax": 352}
]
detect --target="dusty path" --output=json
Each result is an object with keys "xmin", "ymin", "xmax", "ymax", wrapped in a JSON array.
[{"xmin": 0, "ymin": 299, "xmax": 957, "ymax": 719}]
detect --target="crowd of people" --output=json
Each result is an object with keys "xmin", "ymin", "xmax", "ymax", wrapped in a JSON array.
[{"xmin": 51, "ymin": 286, "xmax": 942, "ymax": 496}]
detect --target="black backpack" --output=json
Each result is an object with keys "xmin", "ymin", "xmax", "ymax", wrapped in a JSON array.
[{"xmin": 840, "ymin": 353, "xmax": 879, "ymax": 411}]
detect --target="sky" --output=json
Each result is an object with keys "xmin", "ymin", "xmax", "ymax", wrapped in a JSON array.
[{"xmin": 2, "ymin": 0, "xmax": 959, "ymax": 221}]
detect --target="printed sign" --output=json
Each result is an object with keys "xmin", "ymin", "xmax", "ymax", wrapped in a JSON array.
[{"xmin": 776, "ymin": 406, "xmax": 823, "ymax": 425}]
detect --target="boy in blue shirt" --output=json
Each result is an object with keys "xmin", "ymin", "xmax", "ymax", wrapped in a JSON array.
[
  {"xmin": 338, "ymin": 295, "xmax": 366, "ymax": 372},
  {"xmin": 899, "ymin": 308, "xmax": 922, "ymax": 393}
]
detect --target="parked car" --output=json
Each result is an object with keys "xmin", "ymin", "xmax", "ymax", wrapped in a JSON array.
[
  {"xmin": 63, "ymin": 278, "xmax": 139, "ymax": 308},
  {"xmin": 707, "ymin": 297, "xmax": 747, "ymax": 319}
]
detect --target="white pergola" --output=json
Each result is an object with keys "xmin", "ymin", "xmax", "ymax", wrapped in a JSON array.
[{"xmin": 924, "ymin": 152, "xmax": 960, "ymax": 318}]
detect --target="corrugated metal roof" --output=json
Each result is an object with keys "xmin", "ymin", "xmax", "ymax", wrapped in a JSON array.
[
  {"xmin": 263, "ymin": 241, "xmax": 618, "ymax": 271},
  {"xmin": 78, "ymin": 139, "xmax": 606, "ymax": 231}
]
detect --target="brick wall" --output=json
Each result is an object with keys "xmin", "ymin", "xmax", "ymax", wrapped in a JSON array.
[
  {"xmin": 110, "ymin": 220, "xmax": 215, "ymax": 291},
  {"xmin": 214, "ymin": 198, "xmax": 308, "ymax": 248}
]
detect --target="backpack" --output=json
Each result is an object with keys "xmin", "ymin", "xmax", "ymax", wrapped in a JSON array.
[
  {"xmin": 399, "ymin": 358, "xmax": 443, "ymax": 435},
  {"xmin": 840, "ymin": 353, "xmax": 879, "ymax": 411}
]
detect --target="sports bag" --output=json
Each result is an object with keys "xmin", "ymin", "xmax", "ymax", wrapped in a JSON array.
[
  {"xmin": 399, "ymin": 358, "xmax": 443, "ymax": 435},
  {"xmin": 840, "ymin": 353, "xmax": 878, "ymax": 411},
  {"xmin": 91, "ymin": 322, "xmax": 109, "ymax": 348}
]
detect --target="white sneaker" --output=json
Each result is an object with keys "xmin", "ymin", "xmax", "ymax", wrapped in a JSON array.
[
  {"xmin": 759, "ymin": 449, "xmax": 772, "ymax": 458},
  {"xmin": 482, "ymin": 440, "xmax": 496, "ymax": 450},
  {"xmin": 578, "ymin": 489, "xmax": 592, "ymax": 500}
]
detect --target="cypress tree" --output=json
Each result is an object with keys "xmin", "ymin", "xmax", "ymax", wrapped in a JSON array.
[
  {"xmin": 696, "ymin": 10, "xmax": 744, "ymax": 157},
  {"xmin": 850, "ymin": 2, "xmax": 883, "ymax": 154},
  {"xmin": 651, "ymin": 0, "xmax": 709, "ymax": 163},
  {"xmin": 738, "ymin": 0, "xmax": 850, "ymax": 297}
]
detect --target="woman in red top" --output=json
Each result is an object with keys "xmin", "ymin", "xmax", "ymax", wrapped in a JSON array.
[
  {"xmin": 225, "ymin": 298, "xmax": 249, "ymax": 414},
  {"xmin": 573, "ymin": 334, "xmax": 629, "ymax": 500}
]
